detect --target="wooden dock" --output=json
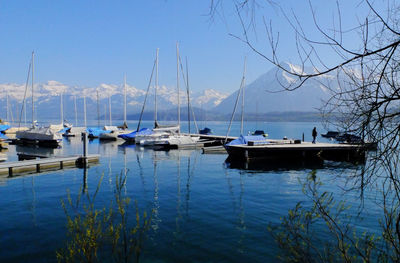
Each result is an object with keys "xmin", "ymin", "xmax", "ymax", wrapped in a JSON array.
[{"xmin": 0, "ymin": 154, "xmax": 100, "ymax": 177}]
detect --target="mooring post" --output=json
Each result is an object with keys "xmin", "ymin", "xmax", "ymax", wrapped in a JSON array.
[
  {"xmin": 82, "ymin": 131, "xmax": 88, "ymax": 166},
  {"xmin": 302, "ymin": 132, "xmax": 304, "ymax": 142}
]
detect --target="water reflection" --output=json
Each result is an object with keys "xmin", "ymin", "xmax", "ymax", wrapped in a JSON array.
[
  {"xmin": 224, "ymin": 157, "xmax": 325, "ymax": 172},
  {"xmin": 16, "ymin": 144, "xmax": 63, "ymax": 160},
  {"xmin": 152, "ymin": 152, "xmax": 160, "ymax": 232},
  {"xmin": 82, "ymin": 166, "xmax": 88, "ymax": 193}
]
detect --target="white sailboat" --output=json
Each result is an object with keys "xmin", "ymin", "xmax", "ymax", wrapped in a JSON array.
[
  {"xmin": 154, "ymin": 43, "xmax": 199, "ymax": 149},
  {"xmin": 16, "ymin": 51, "xmax": 62, "ymax": 146},
  {"xmin": 136, "ymin": 48, "xmax": 179, "ymax": 146}
]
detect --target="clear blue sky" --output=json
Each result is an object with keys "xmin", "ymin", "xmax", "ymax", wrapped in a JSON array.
[{"xmin": 0, "ymin": 0, "xmax": 369, "ymax": 93}]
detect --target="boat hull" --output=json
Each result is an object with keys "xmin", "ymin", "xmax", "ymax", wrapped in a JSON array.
[
  {"xmin": 16, "ymin": 127, "xmax": 62, "ymax": 147},
  {"xmin": 225, "ymin": 142, "xmax": 366, "ymax": 163}
]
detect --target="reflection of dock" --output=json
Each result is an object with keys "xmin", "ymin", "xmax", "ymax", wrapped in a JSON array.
[{"xmin": 0, "ymin": 155, "xmax": 100, "ymax": 176}]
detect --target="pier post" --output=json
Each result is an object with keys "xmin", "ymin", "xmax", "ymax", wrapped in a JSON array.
[
  {"xmin": 82, "ymin": 132, "xmax": 88, "ymax": 166},
  {"xmin": 302, "ymin": 133, "xmax": 304, "ymax": 142}
]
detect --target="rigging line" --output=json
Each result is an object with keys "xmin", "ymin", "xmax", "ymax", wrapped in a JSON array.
[
  {"xmin": 225, "ymin": 59, "xmax": 246, "ymax": 143},
  {"xmin": 18, "ymin": 60, "xmax": 32, "ymax": 128},
  {"xmin": 240, "ymin": 57, "xmax": 247, "ymax": 135},
  {"xmin": 185, "ymin": 57, "xmax": 190, "ymax": 133},
  {"xmin": 178, "ymin": 55, "xmax": 198, "ymax": 133},
  {"xmin": 137, "ymin": 59, "xmax": 157, "ymax": 132}
]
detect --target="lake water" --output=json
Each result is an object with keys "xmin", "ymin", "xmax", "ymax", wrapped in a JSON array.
[{"xmin": 0, "ymin": 121, "xmax": 381, "ymax": 262}]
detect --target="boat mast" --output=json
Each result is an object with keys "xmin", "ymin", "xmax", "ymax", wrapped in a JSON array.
[
  {"xmin": 123, "ymin": 74, "xmax": 127, "ymax": 126},
  {"xmin": 176, "ymin": 42, "xmax": 180, "ymax": 134},
  {"xmin": 74, "ymin": 95, "xmax": 78, "ymax": 127},
  {"xmin": 60, "ymin": 92, "xmax": 64, "ymax": 126},
  {"xmin": 108, "ymin": 95, "xmax": 112, "ymax": 126},
  {"xmin": 96, "ymin": 90, "xmax": 100, "ymax": 127},
  {"xmin": 83, "ymin": 95, "xmax": 87, "ymax": 128},
  {"xmin": 155, "ymin": 48, "xmax": 159, "ymax": 127},
  {"xmin": 24, "ymin": 96, "xmax": 26, "ymax": 127},
  {"xmin": 225, "ymin": 57, "xmax": 247, "ymax": 143},
  {"xmin": 104, "ymin": 104, "xmax": 107, "ymax": 125},
  {"xmin": 186, "ymin": 57, "xmax": 190, "ymax": 134},
  {"xmin": 31, "ymin": 51, "xmax": 35, "ymax": 128},
  {"xmin": 6, "ymin": 92, "xmax": 9, "ymax": 123},
  {"xmin": 137, "ymin": 60, "xmax": 156, "ymax": 132},
  {"xmin": 240, "ymin": 57, "xmax": 246, "ymax": 135}
]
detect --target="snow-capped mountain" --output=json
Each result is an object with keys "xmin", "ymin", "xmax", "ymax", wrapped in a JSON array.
[
  {"xmin": 214, "ymin": 62, "xmax": 335, "ymax": 114},
  {"xmin": 0, "ymin": 81, "xmax": 229, "ymax": 121}
]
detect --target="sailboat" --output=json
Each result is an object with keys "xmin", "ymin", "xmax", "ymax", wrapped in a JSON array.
[
  {"xmin": 99, "ymin": 75, "xmax": 132, "ymax": 140},
  {"xmin": 154, "ymin": 44, "xmax": 200, "ymax": 149},
  {"xmin": 135, "ymin": 48, "xmax": 179, "ymax": 146},
  {"xmin": 4, "ymin": 61, "xmax": 31, "ymax": 135},
  {"xmin": 16, "ymin": 51, "xmax": 62, "ymax": 147}
]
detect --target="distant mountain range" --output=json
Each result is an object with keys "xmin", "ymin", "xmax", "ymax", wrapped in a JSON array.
[
  {"xmin": 0, "ymin": 63, "xmax": 337, "ymax": 123},
  {"xmin": 0, "ymin": 81, "xmax": 228, "ymax": 122},
  {"xmin": 215, "ymin": 62, "xmax": 334, "ymax": 114}
]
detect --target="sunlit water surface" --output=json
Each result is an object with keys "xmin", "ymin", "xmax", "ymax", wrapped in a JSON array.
[{"xmin": 0, "ymin": 121, "xmax": 382, "ymax": 262}]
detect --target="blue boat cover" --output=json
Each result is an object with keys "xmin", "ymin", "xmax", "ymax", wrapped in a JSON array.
[
  {"xmin": 87, "ymin": 127, "xmax": 111, "ymax": 137},
  {"xmin": 0, "ymin": 124, "xmax": 10, "ymax": 133},
  {"xmin": 226, "ymin": 135, "xmax": 266, "ymax": 146},
  {"xmin": 118, "ymin": 128, "xmax": 152, "ymax": 140},
  {"xmin": 59, "ymin": 127, "xmax": 70, "ymax": 134},
  {"xmin": 0, "ymin": 133, "xmax": 8, "ymax": 140}
]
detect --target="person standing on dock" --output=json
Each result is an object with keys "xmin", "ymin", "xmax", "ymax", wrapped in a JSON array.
[{"xmin": 312, "ymin": 127, "xmax": 317, "ymax": 144}]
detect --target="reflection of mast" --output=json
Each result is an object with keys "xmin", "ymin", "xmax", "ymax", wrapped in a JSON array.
[
  {"xmin": 238, "ymin": 172, "xmax": 246, "ymax": 253},
  {"xmin": 185, "ymin": 150, "xmax": 198, "ymax": 217},
  {"xmin": 123, "ymin": 145, "xmax": 127, "ymax": 194},
  {"xmin": 31, "ymin": 177, "xmax": 37, "ymax": 226},
  {"xmin": 136, "ymin": 153, "xmax": 147, "ymax": 197},
  {"xmin": 151, "ymin": 152, "xmax": 160, "ymax": 231},
  {"xmin": 108, "ymin": 153, "xmax": 112, "ymax": 185},
  {"xmin": 224, "ymin": 168, "xmax": 238, "ymax": 211},
  {"xmin": 175, "ymin": 151, "xmax": 182, "ymax": 237},
  {"xmin": 185, "ymin": 155, "xmax": 190, "ymax": 216}
]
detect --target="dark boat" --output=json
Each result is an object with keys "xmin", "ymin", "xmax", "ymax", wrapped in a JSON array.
[
  {"xmin": 335, "ymin": 133, "xmax": 362, "ymax": 143},
  {"xmin": 321, "ymin": 131, "xmax": 340, "ymax": 138},
  {"xmin": 199, "ymin": 127, "xmax": 212, "ymax": 135},
  {"xmin": 224, "ymin": 135, "xmax": 366, "ymax": 163}
]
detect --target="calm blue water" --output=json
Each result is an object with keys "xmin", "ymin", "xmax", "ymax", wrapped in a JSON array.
[{"xmin": 0, "ymin": 121, "xmax": 381, "ymax": 262}]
